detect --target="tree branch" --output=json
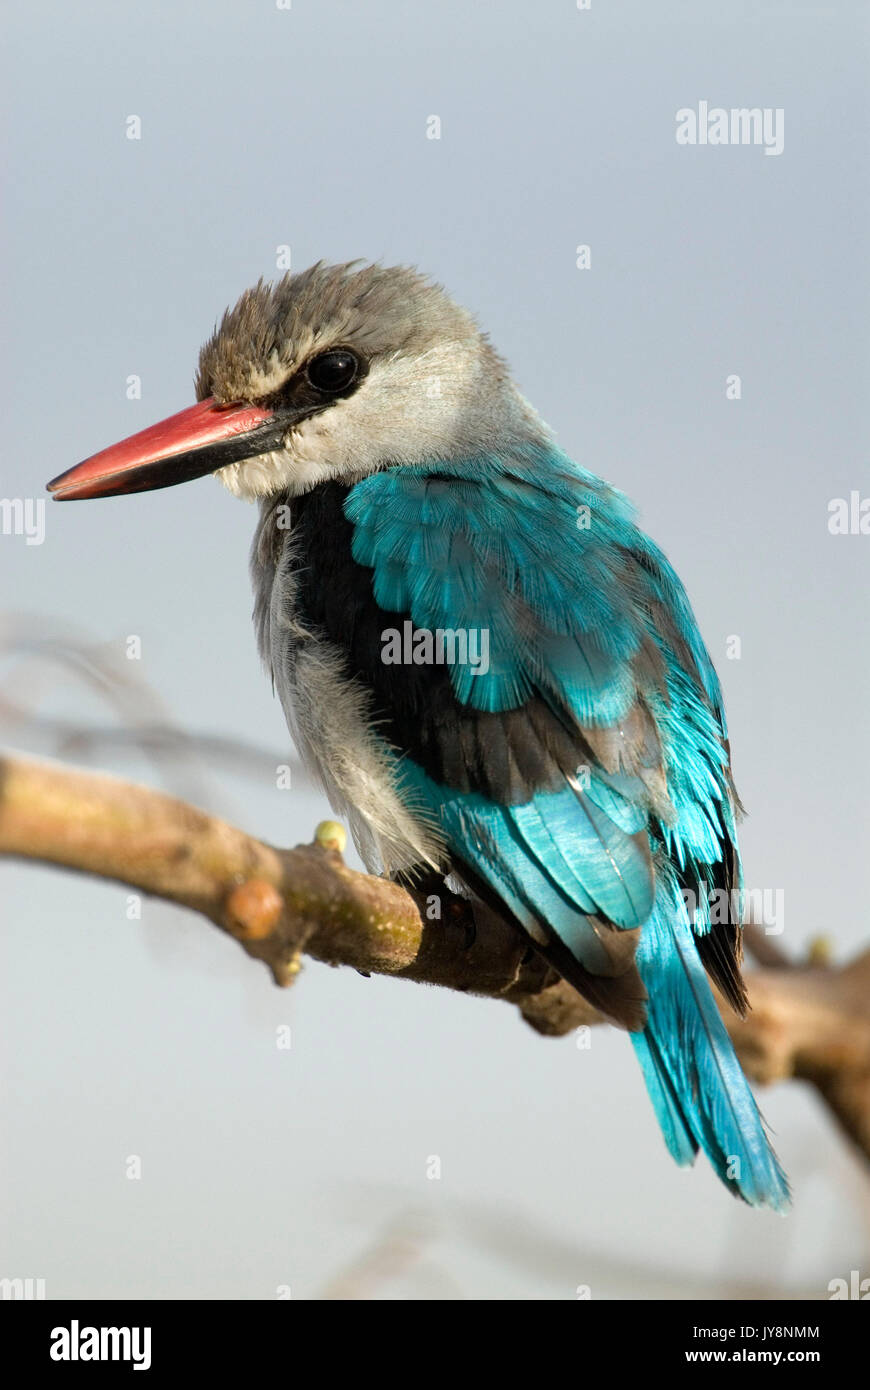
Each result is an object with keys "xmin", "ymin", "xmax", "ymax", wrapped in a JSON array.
[{"xmin": 2, "ymin": 750, "xmax": 869, "ymax": 1161}]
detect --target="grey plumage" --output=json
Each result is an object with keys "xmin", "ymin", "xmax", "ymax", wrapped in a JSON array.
[{"xmin": 196, "ymin": 260, "xmax": 499, "ymax": 405}]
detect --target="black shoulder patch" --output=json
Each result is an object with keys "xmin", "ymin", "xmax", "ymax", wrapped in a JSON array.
[{"xmin": 289, "ymin": 482, "xmax": 579, "ymax": 803}]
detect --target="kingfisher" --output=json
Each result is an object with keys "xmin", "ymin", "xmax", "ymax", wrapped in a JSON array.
[{"xmin": 48, "ymin": 261, "xmax": 789, "ymax": 1210}]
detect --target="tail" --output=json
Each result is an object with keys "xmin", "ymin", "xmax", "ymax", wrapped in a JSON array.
[{"xmin": 630, "ymin": 874, "xmax": 790, "ymax": 1212}]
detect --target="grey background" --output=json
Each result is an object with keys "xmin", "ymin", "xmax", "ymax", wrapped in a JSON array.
[{"xmin": 1, "ymin": 0, "xmax": 868, "ymax": 1298}]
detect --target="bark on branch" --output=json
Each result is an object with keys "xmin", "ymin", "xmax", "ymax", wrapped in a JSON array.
[{"xmin": 2, "ymin": 750, "xmax": 869, "ymax": 1161}]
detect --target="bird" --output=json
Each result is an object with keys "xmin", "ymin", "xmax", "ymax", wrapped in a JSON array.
[{"xmin": 48, "ymin": 260, "xmax": 789, "ymax": 1211}]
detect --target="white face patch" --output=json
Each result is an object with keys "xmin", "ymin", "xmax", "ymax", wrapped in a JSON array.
[{"xmin": 215, "ymin": 342, "xmax": 547, "ymax": 501}]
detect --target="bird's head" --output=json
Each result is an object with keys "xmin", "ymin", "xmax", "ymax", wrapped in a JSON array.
[{"xmin": 48, "ymin": 261, "xmax": 543, "ymax": 504}]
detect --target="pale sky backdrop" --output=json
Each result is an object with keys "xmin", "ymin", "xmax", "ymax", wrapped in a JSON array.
[{"xmin": 2, "ymin": 0, "xmax": 868, "ymax": 1299}]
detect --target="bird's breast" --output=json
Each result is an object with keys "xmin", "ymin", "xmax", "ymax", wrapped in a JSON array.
[{"xmin": 249, "ymin": 481, "xmax": 443, "ymax": 875}]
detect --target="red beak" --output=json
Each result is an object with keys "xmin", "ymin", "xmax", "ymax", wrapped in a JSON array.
[{"xmin": 47, "ymin": 397, "xmax": 284, "ymax": 500}]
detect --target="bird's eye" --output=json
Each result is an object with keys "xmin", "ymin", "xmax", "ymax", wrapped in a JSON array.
[{"xmin": 306, "ymin": 349, "xmax": 359, "ymax": 394}]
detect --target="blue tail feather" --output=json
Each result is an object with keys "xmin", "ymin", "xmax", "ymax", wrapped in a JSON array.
[
  {"xmin": 631, "ymin": 873, "xmax": 790, "ymax": 1212},
  {"xmin": 630, "ymin": 1027, "xmax": 698, "ymax": 1168}
]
